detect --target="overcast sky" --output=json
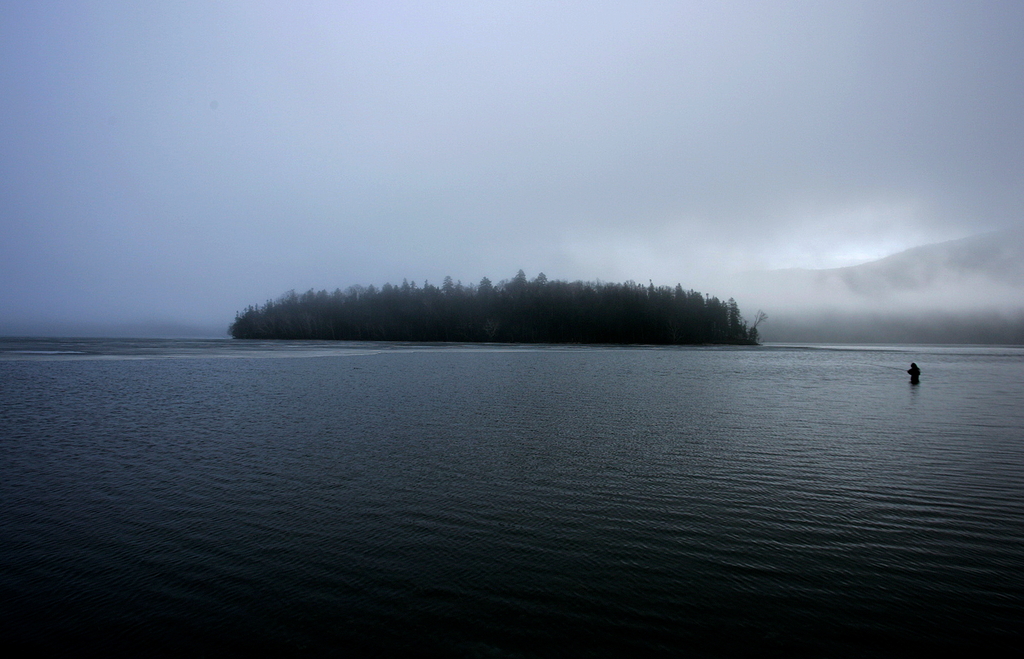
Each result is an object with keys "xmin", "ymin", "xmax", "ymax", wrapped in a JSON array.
[{"xmin": 2, "ymin": 1, "xmax": 1022, "ymax": 334}]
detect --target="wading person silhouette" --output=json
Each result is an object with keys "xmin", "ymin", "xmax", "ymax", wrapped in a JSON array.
[{"xmin": 908, "ymin": 362, "xmax": 921, "ymax": 384}]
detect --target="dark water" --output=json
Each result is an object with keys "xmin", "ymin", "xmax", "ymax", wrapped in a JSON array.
[{"xmin": 2, "ymin": 338, "xmax": 1023, "ymax": 656}]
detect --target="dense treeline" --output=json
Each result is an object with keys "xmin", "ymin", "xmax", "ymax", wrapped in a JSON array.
[{"xmin": 230, "ymin": 271, "xmax": 762, "ymax": 344}]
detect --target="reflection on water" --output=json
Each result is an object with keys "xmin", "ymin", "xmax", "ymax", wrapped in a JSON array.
[{"xmin": 1, "ymin": 340, "xmax": 1023, "ymax": 656}]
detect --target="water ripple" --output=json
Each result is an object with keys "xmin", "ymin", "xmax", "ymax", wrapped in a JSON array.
[{"xmin": 2, "ymin": 344, "xmax": 1023, "ymax": 655}]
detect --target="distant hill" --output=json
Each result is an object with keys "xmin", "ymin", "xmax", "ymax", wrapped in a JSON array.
[
  {"xmin": 742, "ymin": 228, "xmax": 1024, "ymax": 343},
  {"xmin": 804, "ymin": 228, "xmax": 1024, "ymax": 297}
]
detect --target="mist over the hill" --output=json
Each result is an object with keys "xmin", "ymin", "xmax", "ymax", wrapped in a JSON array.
[{"xmin": 731, "ymin": 229, "xmax": 1024, "ymax": 343}]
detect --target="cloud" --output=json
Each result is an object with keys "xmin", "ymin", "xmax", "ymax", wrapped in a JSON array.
[{"xmin": 2, "ymin": 1, "xmax": 1023, "ymax": 333}]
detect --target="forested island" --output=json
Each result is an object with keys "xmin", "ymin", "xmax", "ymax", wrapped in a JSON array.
[{"xmin": 230, "ymin": 271, "xmax": 764, "ymax": 344}]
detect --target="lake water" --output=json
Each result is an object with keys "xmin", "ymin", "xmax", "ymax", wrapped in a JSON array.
[{"xmin": 2, "ymin": 338, "xmax": 1022, "ymax": 656}]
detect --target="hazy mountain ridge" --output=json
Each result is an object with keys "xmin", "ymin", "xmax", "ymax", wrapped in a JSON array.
[
  {"xmin": 746, "ymin": 228, "xmax": 1024, "ymax": 343},
  {"xmin": 813, "ymin": 228, "xmax": 1024, "ymax": 296}
]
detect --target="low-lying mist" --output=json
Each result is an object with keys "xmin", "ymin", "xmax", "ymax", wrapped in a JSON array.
[{"xmin": 730, "ymin": 229, "xmax": 1024, "ymax": 343}]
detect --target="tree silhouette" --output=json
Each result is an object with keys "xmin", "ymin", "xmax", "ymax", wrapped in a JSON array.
[{"xmin": 229, "ymin": 271, "xmax": 760, "ymax": 345}]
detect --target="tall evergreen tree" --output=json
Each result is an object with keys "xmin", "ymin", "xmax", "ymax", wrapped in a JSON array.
[{"xmin": 229, "ymin": 271, "xmax": 759, "ymax": 345}]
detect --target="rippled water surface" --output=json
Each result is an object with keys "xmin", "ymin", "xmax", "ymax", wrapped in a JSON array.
[{"xmin": 2, "ymin": 339, "xmax": 1023, "ymax": 656}]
